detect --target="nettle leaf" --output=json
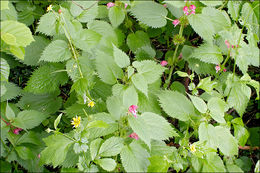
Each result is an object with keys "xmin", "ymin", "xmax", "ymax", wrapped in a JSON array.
[
  {"xmin": 113, "ymin": 44, "xmax": 130, "ymax": 68},
  {"xmin": 1, "ymin": 2, "xmax": 17, "ymax": 21},
  {"xmin": 158, "ymin": 90, "xmax": 195, "ymax": 121},
  {"xmin": 199, "ymin": 122, "xmax": 218, "ymax": 149},
  {"xmin": 1, "ymin": 20, "xmax": 34, "ymax": 47},
  {"xmin": 232, "ymin": 118, "xmax": 250, "ymax": 146},
  {"xmin": 148, "ymin": 155, "xmax": 170, "ymax": 172},
  {"xmin": 6, "ymin": 102, "xmax": 15, "ymax": 120},
  {"xmin": 208, "ymin": 97, "xmax": 228, "ymax": 123},
  {"xmin": 227, "ymin": 1, "xmax": 242, "ymax": 21},
  {"xmin": 36, "ymin": 12, "xmax": 57, "ymax": 36},
  {"xmin": 127, "ymin": 31, "xmax": 150, "ymax": 53},
  {"xmin": 0, "ymin": 58, "xmax": 10, "ymax": 81},
  {"xmin": 95, "ymin": 50, "xmax": 123, "ymax": 85},
  {"xmin": 0, "ymin": 81, "xmax": 21, "ymax": 101},
  {"xmin": 120, "ymin": 141, "xmax": 150, "ymax": 172},
  {"xmin": 131, "ymin": 1, "xmax": 168, "ymax": 28},
  {"xmin": 70, "ymin": 1, "xmax": 98, "ymax": 23},
  {"xmin": 191, "ymin": 43, "xmax": 223, "ymax": 64},
  {"xmin": 12, "ymin": 110, "xmax": 49, "ymax": 130},
  {"xmin": 131, "ymin": 73, "xmax": 148, "ymax": 96},
  {"xmin": 40, "ymin": 40, "xmax": 71, "ymax": 62},
  {"xmin": 96, "ymin": 158, "xmax": 116, "ymax": 171},
  {"xmin": 188, "ymin": 94, "xmax": 207, "ymax": 114},
  {"xmin": 123, "ymin": 85, "xmax": 138, "ymax": 108},
  {"xmin": 1, "ymin": 1, "xmax": 9, "ymax": 10},
  {"xmin": 135, "ymin": 45, "xmax": 156, "ymax": 61},
  {"xmin": 40, "ymin": 134, "xmax": 74, "ymax": 167},
  {"xmin": 133, "ymin": 60, "xmax": 165, "ymax": 84},
  {"xmin": 24, "ymin": 64, "xmax": 68, "ymax": 94},
  {"xmin": 24, "ymin": 36, "xmax": 50, "ymax": 66},
  {"xmin": 98, "ymin": 137, "xmax": 124, "ymax": 157},
  {"xmin": 109, "ymin": 6, "xmax": 125, "ymax": 28},
  {"xmin": 90, "ymin": 138, "xmax": 103, "ymax": 160}
]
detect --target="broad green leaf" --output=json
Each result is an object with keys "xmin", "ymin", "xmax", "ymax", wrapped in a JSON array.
[
  {"xmin": 120, "ymin": 141, "xmax": 150, "ymax": 172},
  {"xmin": 148, "ymin": 155, "xmax": 169, "ymax": 172},
  {"xmin": 235, "ymin": 156, "xmax": 253, "ymax": 172},
  {"xmin": 36, "ymin": 12, "xmax": 57, "ymax": 36},
  {"xmin": 15, "ymin": 146, "xmax": 34, "ymax": 160},
  {"xmin": 12, "ymin": 110, "xmax": 49, "ymax": 130},
  {"xmin": 1, "ymin": 20, "xmax": 34, "ymax": 47},
  {"xmin": 16, "ymin": 131, "xmax": 42, "ymax": 146},
  {"xmin": 135, "ymin": 45, "xmax": 156, "ymax": 61},
  {"xmin": 1, "ymin": 2, "xmax": 17, "ymax": 21},
  {"xmin": 98, "ymin": 137, "xmax": 124, "ymax": 157},
  {"xmin": 201, "ymin": 153, "xmax": 226, "ymax": 172},
  {"xmin": 24, "ymin": 64, "xmax": 68, "ymax": 94},
  {"xmin": 96, "ymin": 158, "xmax": 116, "ymax": 172},
  {"xmin": 1, "ymin": 84, "xmax": 6, "ymax": 97},
  {"xmin": 131, "ymin": 73, "xmax": 148, "ymax": 96},
  {"xmin": 138, "ymin": 91, "xmax": 162, "ymax": 115},
  {"xmin": 126, "ymin": 31, "xmax": 150, "ymax": 53},
  {"xmin": 226, "ymin": 164, "xmax": 243, "ymax": 173},
  {"xmin": 113, "ymin": 44, "xmax": 130, "ymax": 68},
  {"xmin": 131, "ymin": 1, "xmax": 168, "ymax": 28},
  {"xmin": 71, "ymin": 1, "xmax": 98, "ymax": 23},
  {"xmin": 90, "ymin": 138, "xmax": 103, "ymax": 160},
  {"xmin": 232, "ymin": 118, "xmax": 250, "ymax": 146},
  {"xmin": 188, "ymin": 94, "xmax": 207, "ymax": 114},
  {"xmin": 197, "ymin": 77, "xmax": 217, "ymax": 93},
  {"xmin": 127, "ymin": 66, "xmax": 135, "ymax": 79},
  {"xmin": 1, "ymin": 1, "xmax": 9, "ymax": 10},
  {"xmin": 40, "ymin": 134, "xmax": 74, "ymax": 167},
  {"xmin": 228, "ymin": 1, "xmax": 242, "ymax": 21},
  {"xmin": 9, "ymin": 45, "xmax": 25, "ymax": 60},
  {"xmin": 86, "ymin": 120, "xmax": 109, "ymax": 129},
  {"xmin": 5, "ymin": 102, "xmax": 15, "ymax": 120},
  {"xmin": 199, "ymin": 122, "xmax": 217, "ymax": 149},
  {"xmin": 0, "ymin": 58, "xmax": 9, "ymax": 81},
  {"xmin": 109, "ymin": 6, "xmax": 125, "ymax": 28},
  {"xmin": 158, "ymin": 90, "xmax": 195, "ymax": 121},
  {"xmin": 208, "ymin": 97, "xmax": 228, "ymax": 123},
  {"xmin": 54, "ymin": 113, "xmax": 63, "ymax": 130},
  {"xmin": 123, "ymin": 86, "xmax": 138, "ymax": 108},
  {"xmin": 0, "ymin": 81, "xmax": 21, "ymax": 102},
  {"xmin": 191, "ymin": 43, "xmax": 223, "ymax": 64},
  {"xmin": 40, "ymin": 40, "xmax": 71, "ymax": 62},
  {"xmin": 106, "ymin": 96, "xmax": 125, "ymax": 120}
]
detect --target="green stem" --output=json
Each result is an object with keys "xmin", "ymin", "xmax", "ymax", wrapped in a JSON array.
[
  {"xmin": 222, "ymin": 49, "xmax": 231, "ymax": 67},
  {"xmin": 218, "ymin": 0, "xmax": 228, "ymax": 10},
  {"xmin": 164, "ymin": 16, "xmax": 175, "ymax": 22}
]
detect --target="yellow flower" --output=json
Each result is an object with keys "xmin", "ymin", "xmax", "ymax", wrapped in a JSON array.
[
  {"xmin": 88, "ymin": 101, "xmax": 95, "ymax": 108},
  {"xmin": 47, "ymin": 5, "xmax": 53, "ymax": 12},
  {"xmin": 71, "ymin": 116, "xmax": 81, "ymax": 128},
  {"xmin": 190, "ymin": 144, "xmax": 196, "ymax": 153}
]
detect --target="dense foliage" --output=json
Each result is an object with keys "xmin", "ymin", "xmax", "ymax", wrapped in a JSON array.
[{"xmin": 0, "ymin": 0, "xmax": 259, "ymax": 172}]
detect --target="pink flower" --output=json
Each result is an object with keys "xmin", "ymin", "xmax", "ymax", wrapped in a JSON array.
[
  {"xmin": 128, "ymin": 105, "xmax": 138, "ymax": 118},
  {"xmin": 183, "ymin": 6, "xmax": 189, "ymax": 15},
  {"xmin": 129, "ymin": 132, "xmax": 139, "ymax": 140},
  {"xmin": 13, "ymin": 128, "xmax": 23, "ymax": 135},
  {"xmin": 163, "ymin": 4, "xmax": 167, "ymax": 8},
  {"xmin": 124, "ymin": 3, "xmax": 128, "ymax": 9},
  {"xmin": 160, "ymin": 60, "xmax": 168, "ymax": 66},
  {"xmin": 107, "ymin": 2, "xmax": 115, "ymax": 9},
  {"xmin": 225, "ymin": 40, "xmax": 230, "ymax": 49},
  {"xmin": 172, "ymin": 19, "xmax": 180, "ymax": 27},
  {"xmin": 190, "ymin": 10, "xmax": 195, "ymax": 15},
  {"xmin": 223, "ymin": 69, "xmax": 227, "ymax": 72},
  {"xmin": 215, "ymin": 65, "xmax": 221, "ymax": 73},
  {"xmin": 38, "ymin": 154, "xmax": 41, "ymax": 158},
  {"xmin": 189, "ymin": 5, "xmax": 196, "ymax": 10}
]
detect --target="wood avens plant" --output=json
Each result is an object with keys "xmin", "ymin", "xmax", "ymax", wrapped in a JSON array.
[{"xmin": 0, "ymin": 0, "xmax": 259, "ymax": 172}]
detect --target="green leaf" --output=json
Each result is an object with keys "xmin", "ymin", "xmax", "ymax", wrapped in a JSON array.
[
  {"xmin": 24, "ymin": 64, "xmax": 68, "ymax": 94},
  {"xmin": 106, "ymin": 96, "xmax": 125, "ymax": 120},
  {"xmin": 131, "ymin": 73, "xmax": 148, "ymax": 96},
  {"xmin": 0, "ymin": 82, "xmax": 21, "ymax": 102},
  {"xmin": 197, "ymin": 77, "xmax": 217, "ymax": 93},
  {"xmin": 40, "ymin": 40, "xmax": 71, "ymax": 62},
  {"xmin": 208, "ymin": 97, "xmax": 228, "ymax": 123},
  {"xmin": 12, "ymin": 110, "xmax": 49, "ymax": 130},
  {"xmin": 5, "ymin": 102, "xmax": 15, "ymax": 120},
  {"xmin": 54, "ymin": 113, "xmax": 63, "ymax": 130},
  {"xmin": 40, "ymin": 134, "xmax": 74, "ymax": 167},
  {"xmin": 98, "ymin": 137, "xmax": 124, "ymax": 157},
  {"xmin": 96, "ymin": 158, "xmax": 116, "ymax": 172},
  {"xmin": 109, "ymin": 6, "xmax": 125, "ymax": 28},
  {"xmin": 199, "ymin": 122, "xmax": 218, "ymax": 149},
  {"xmin": 199, "ymin": 1, "xmax": 222, "ymax": 6},
  {"xmin": 226, "ymin": 164, "xmax": 243, "ymax": 173},
  {"xmin": 0, "ymin": 58, "xmax": 10, "ymax": 81},
  {"xmin": 201, "ymin": 153, "xmax": 226, "ymax": 172},
  {"xmin": 24, "ymin": 36, "xmax": 50, "ymax": 66},
  {"xmin": 235, "ymin": 156, "xmax": 253, "ymax": 172},
  {"xmin": 227, "ymin": 1, "xmax": 242, "ymax": 21},
  {"xmin": 232, "ymin": 118, "xmax": 249, "ymax": 146},
  {"xmin": 9, "ymin": 46, "xmax": 25, "ymax": 60},
  {"xmin": 191, "ymin": 43, "xmax": 223, "ymax": 64},
  {"xmin": 131, "ymin": 1, "xmax": 168, "ymax": 28},
  {"xmin": 36, "ymin": 12, "xmax": 57, "ymax": 36},
  {"xmin": 135, "ymin": 45, "xmax": 156, "ymax": 61},
  {"xmin": 188, "ymin": 94, "xmax": 207, "ymax": 114},
  {"xmin": 1, "ymin": 1, "xmax": 9, "ymax": 10},
  {"xmin": 87, "ymin": 120, "xmax": 109, "ymax": 129},
  {"xmin": 123, "ymin": 86, "xmax": 138, "ymax": 108},
  {"xmin": 16, "ymin": 131, "xmax": 42, "ymax": 146},
  {"xmin": 90, "ymin": 138, "xmax": 103, "ymax": 160},
  {"xmin": 133, "ymin": 60, "xmax": 165, "ymax": 84},
  {"xmin": 71, "ymin": 1, "xmax": 98, "ymax": 23},
  {"xmin": 120, "ymin": 141, "xmax": 150, "ymax": 172},
  {"xmin": 127, "ymin": 66, "xmax": 135, "ymax": 79},
  {"xmin": 113, "ymin": 44, "xmax": 130, "ymax": 68},
  {"xmin": 147, "ymin": 155, "xmax": 169, "ymax": 172},
  {"xmin": 1, "ymin": 2, "xmax": 17, "ymax": 21},
  {"xmin": 15, "ymin": 146, "xmax": 34, "ymax": 160},
  {"xmin": 158, "ymin": 90, "xmax": 195, "ymax": 121},
  {"xmin": 126, "ymin": 31, "xmax": 150, "ymax": 53},
  {"xmin": 1, "ymin": 20, "xmax": 34, "ymax": 47}
]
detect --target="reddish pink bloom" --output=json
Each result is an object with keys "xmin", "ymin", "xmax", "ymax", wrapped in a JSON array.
[
  {"xmin": 225, "ymin": 40, "xmax": 230, "ymax": 49},
  {"xmin": 13, "ymin": 128, "xmax": 23, "ymax": 135},
  {"xmin": 189, "ymin": 5, "xmax": 196, "ymax": 10},
  {"xmin": 107, "ymin": 2, "xmax": 115, "ymax": 8},
  {"xmin": 58, "ymin": 9, "xmax": 62, "ymax": 14},
  {"xmin": 38, "ymin": 154, "xmax": 41, "ymax": 158},
  {"xmin": 129, "ymin": 132, "xmax": 139, "ymax": 140},
  {"xmin": 223, "ymin": 69, "xmax": 227, "ymax": 72},
  {"xmin": 172, "ymin": 19, "xmax": 180, "ymax": 27},
  {"xmin": 160, "ymin": 60, "xmax": 168, "ymax": 66},
  {"xmin": 124, "ymin": 3, "xmax": 128, "ymax": 8},
  {"xmin": 128, "ymin": 105, "xmax": 138, "ymax": 118},
  {"xmin": 190, "ymin": 10, "xmax": 195, "ymax": 15},
  {"xmin": 183, "ymin": 6, "xmax": 189, "ymax": 15},
  {"xmin": 163, "ymin": 4, "xmax": 167, "ymax": 8},
  {"xmin": 215, "ymin": 65, "xmax": 221, "ymax": 73}
]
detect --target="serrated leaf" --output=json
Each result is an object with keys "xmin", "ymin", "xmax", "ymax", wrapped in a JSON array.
[
  {"xmin": 127, "ymin": 66, "xmax": 134, "ymax": 79},
  {"xmin": 199, "ymin": 122, "xmax": 218, "ymax": 149},
  {"xmin": 54, "ymin": 113, "xmax": 63, "ymax": 130},
  {"xmin": 0, "ymin": 81, "xmax": 21, "ymax": 102},
  {"xmin": 228, "ymin": 1, "xmax": 242, "ymax": 21},
  {"xmin": 71, "ymin": 1, "xmax": 98, "ymax": 23},
  {"xmin": 126, "ymin": 31, "xmax": 150, "ymax": 53},
  {"xmin": 1, "ymin": 20, "xmax": 34, "ymax": 47},
  {"xmin": 87, "ymin": 120, "xmax": 109, "ymax": 129},
  {"xmin": 0, "ymin": 58, "xmax": 10, "ymax": 81},
  {"xmin": 106, "ymin": 95, "xmax": 125, "ymax": 120},
  {"xmin": 158, "ymin": 90, "xmax": 195, "ymax": 121},
  {"xmin": 12, "ymin": 110, "xmax": 49, "ymax": 130},
  {"xmin": 36, "ymin": 12, "xmax": 57, "ymax": 36},
  {"xmin": 123, "ymin": 86, "xmax": 138, "ymax": 108},
  {"xmin": 98, "ymin": 137, "xmax": 124, "ymax": 157},
  {"xmin": 208, "ymin": 97, "xmax": 228, "ymax": 123},
  {"xmin": 113, "ymin": 44, "xmax": 130, "ymax": 68},
  {"xmin": 131, "ymin": 73, "xmax": 148, "ymax": 96},
  {"xmin": 90, "ymin": 138, "xmax": 103, "ymax": 160},
  {"xmin": 120, "ymin": 141, "xmax": 150, "ymax": 172},
  {"xmin": 188, "ymin": 94, "xmax": 207, "ymax": 114},
  {"xmin": 1, "ymin": 2, "xmax": 17, "ymax": 21},
  {"xmin": 135, "ymin": 45, "xmax": 156, "ymax": 61},
  {"xmin": 96, "ymin": 158, "xmax": 116, "ymax": 171},
  {"xmin": 6, "ymin": 102, "xmax": 15, "ymax": 120},
  {"xmin": 147, "ymin": 155, "xmax": 169, "ymax": 172},
  {"xmin": 15, "ymin": 146, "xmax": 34, "ymax": 160},
  {"xmin": 40, "ymin": 40, "xmax": 71, "ymax": 62},
  {"xmin": 109, "ymin": 6, "xmax": 125, "ymax": 28},
  {"xmin": 131, "ymin": 1, "xmax": 168, "ymax": 28},
  {"xmin": 24, "ymin": 64, "xmax": 68, "ymax": 94}
]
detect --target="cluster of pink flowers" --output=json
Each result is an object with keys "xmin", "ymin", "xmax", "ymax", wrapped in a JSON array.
[
  {"xmin": 172, "ymin": 19, "xmax": 180, "ymax": 27},
  {"xmin": 215, "ymin": 65, "xmax": 226, "ymax": 73},
  {"xmin": 160, "ymin": 60, "xmax": 168, "ymax": 66},
  {"xmin": 107, "ymin": 2, "xmax": 128, "ymax": 9},
  {"xmin": 129, "ymin": 132, "xmax": 139, "ymax": 140},
  {"xmin": 128, "ymin": 105, "xmax": 138, "ymax": 118},
  {"xmin": 13, "ymin": 128, "xmax": 23, "ymax": 135},
  {"xmin": 183, "ymin": 5, "xmax": 196, "ymax": 15}
]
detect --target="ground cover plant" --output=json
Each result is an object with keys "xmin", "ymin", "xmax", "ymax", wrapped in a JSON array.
[{"xmin": 0, "ymin": 0, "xmax": 260, "ymax": 172}]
